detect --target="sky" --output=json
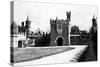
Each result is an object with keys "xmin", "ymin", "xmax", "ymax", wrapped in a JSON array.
[{"xmin": 14, "ymin": 1, "xmax": 98, "ymax": 32}]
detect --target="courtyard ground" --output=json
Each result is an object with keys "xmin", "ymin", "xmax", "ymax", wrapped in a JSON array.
[
  {"xmin": 13, "ymin": 45, "xmax": 87, "ymax": 66},
  {"xmin": 13, "ymin": 46, "xmax": 74, "ymax": 63}
]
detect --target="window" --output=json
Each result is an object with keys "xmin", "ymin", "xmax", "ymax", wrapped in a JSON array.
[
  {"xmin": 58, "ymin": 24, "xmax": 62, "ymax": 30},
  {"xmin": 57, "ymin": 24, "xmax": 62, "ymax": 34}
]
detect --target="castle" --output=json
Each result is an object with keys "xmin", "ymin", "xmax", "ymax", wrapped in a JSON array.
[
  {"xmin": 18, "ymin": 16, "xmax": 31, "ymax": 38},
  {"xmin": 11, "ymin": 16, "xmax": 31, "ymax": 48},
  {"xmin": 50, "ymin": 11, "xmax": 71, "ymax": 46},
  {"xmin": 11, "ymin": 11, "xmax": 97, "ymax": 47}
]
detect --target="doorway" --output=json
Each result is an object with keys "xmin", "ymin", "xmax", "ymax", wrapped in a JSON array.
[
  {"xmin": 18, "ymin": 40, "xmax": 22, "ymax": 48},
  {"xmin": 57, "ymin": 37, "xmax": 63, "ymax": 46}
]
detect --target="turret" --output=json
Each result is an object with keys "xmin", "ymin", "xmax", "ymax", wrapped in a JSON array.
[
  {"xmin": 66, "ymin": 11, "xmax": 71, "ymax": 22},
  {"xmin": 92, "ymin": 15, "xmax": 97, "ymax": 27},
  {"xmin": 25, "ymin": 16, "xmax": 31, "ymax": 38}
]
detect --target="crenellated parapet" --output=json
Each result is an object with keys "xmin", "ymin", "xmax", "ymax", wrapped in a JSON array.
[
  {"xmin": 50, "ymin": 11, "xmax": 71, "ymax": 24},
  {"xmin": 50, "ymin": 18, "xmax": 69, "ymax": 24}
]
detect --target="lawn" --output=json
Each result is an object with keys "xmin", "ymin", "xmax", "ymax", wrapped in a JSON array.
[{"xmin": 13, "ymin": 46, "xmax": 74, "ymax": 63}]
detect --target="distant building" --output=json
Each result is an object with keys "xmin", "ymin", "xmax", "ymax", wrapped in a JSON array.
[
  {"xmin": 70, "ymin": 15, "xmax": 97, "ymax": 45},
  {"xmin": 25, "ymin": 16, "xmax": 31, "ymax": 38},
  {"xmin": 89, "ymin": 15, "xmax": 97, "ymax": 45},
  {"xmin": 18, "ymin": 22, "xmax": 26, "ymax": 34},
  {"xmin": 18, "ymin": 16, "xmax": 31, "ymax": 37},
  {"xmin": 70, "ymin": 25, "xmax": 80, "ymax": 35},
  {"xmin": 11, "ymin": 34, "xmax": 26, "ymax": 48},
  {"xmin": 11, "ymin": 16, "xmax": 31, "ymax": 48},
  {"xmin": 50, "ymin": 11, "xmax": 71, "ymax": 46},
  {"xmin": 89, "ymin": 15, "xmax": 97, "ymax": 34}
]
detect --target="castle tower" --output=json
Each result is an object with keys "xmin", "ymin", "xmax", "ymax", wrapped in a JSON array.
[
  {"xmin": 50, "ymin": 11, "xmax": 71, "ymax": 46},
  {"xmin": 92, "ymin": 15, "xmax": 97, "ymax": 27},
  {"xmin": 25, "ymin": 16, "xmax": 31, "ymax": 38},
  {"xmin": 92, "ymin": 15, "xmax": 97, "ymax": 33}
]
